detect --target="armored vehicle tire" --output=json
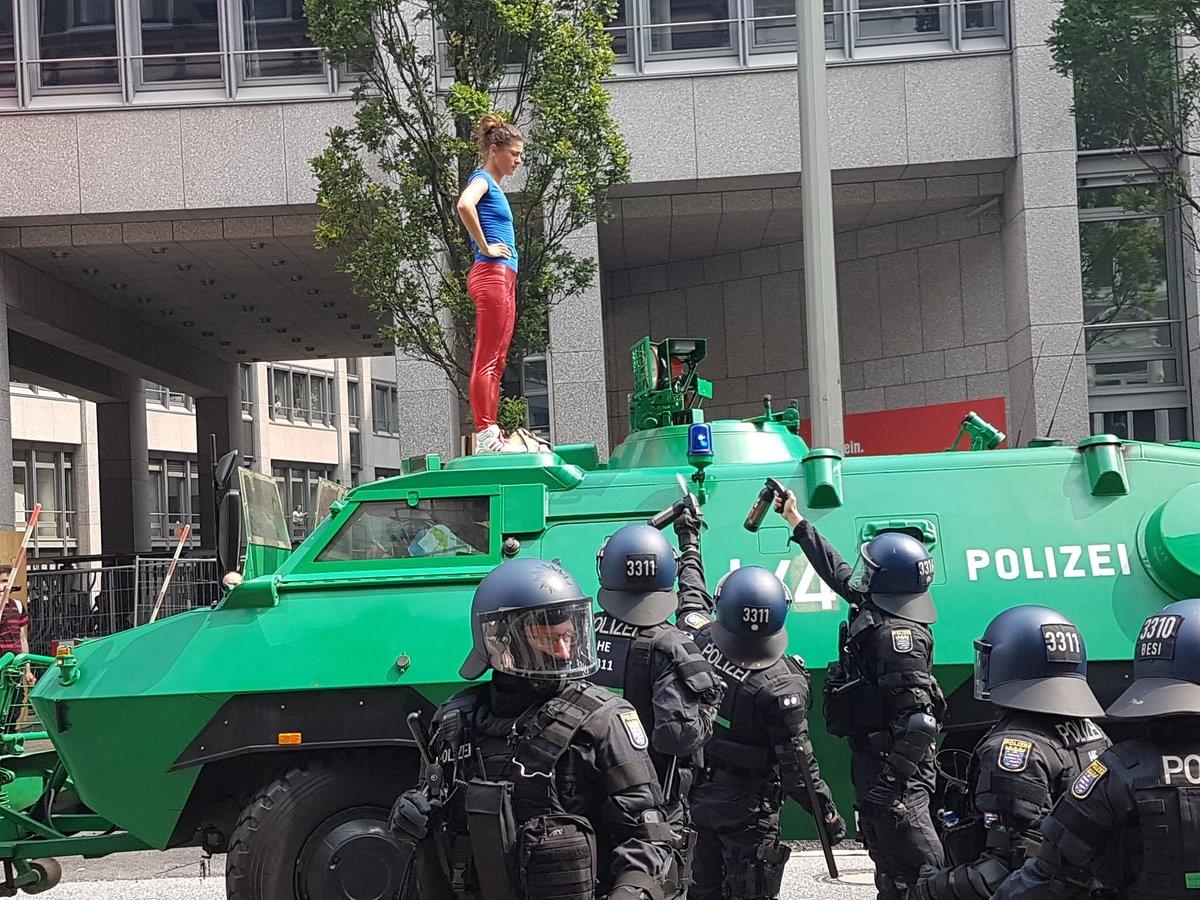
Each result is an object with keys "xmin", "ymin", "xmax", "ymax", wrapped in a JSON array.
[{"xmin": 226, "ymin": 754, "xmax": 414, "ymax": 900}]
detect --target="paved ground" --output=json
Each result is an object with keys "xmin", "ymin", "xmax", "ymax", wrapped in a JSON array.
[{"xmin": 38, "ymin": 842, "xmax": 880, "ymax": 898}]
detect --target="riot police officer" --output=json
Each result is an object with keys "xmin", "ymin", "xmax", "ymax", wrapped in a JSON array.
[
  {"xmin": 913, "ymin": 605, "xmax": 1110, "ymax": 899},
  {"xmin": 388, "ymin": 557, "xmax": 674, "ymax": 899},
  {"xmin": 776, "ymin": 490, "xmax": 944, "ymax": 900},
  {"xmin": 590, "ymin": 521, "xmax": 724, "ymax": 892},
  {"xmin": 994, "ymin": 597, "xmax": 1200, "ymax": 898},
  {"xmin": 684, "ymin": 564, "xmax": 845, "ymax": 900}
]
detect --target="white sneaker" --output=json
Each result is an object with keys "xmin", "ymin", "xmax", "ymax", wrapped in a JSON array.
[{"xmin": 474, "ymin": 424, "xmax": 505, "ymax": 454}]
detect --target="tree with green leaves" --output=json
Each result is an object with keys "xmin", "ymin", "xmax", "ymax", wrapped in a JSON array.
[
  {"xmin": 1049, "ymin": 1, "xmax": 1196, "ymax": 226},
  {"xmin": 305, "ymin": 0, "xmax": 630, "ymax": 397}
]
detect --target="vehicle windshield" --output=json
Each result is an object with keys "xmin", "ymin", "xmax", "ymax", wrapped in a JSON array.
[{"xmin": 317, "ymin": 498, "xmax": 490, "ymax": 561}]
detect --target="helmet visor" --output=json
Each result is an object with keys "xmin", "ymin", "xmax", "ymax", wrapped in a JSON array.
[
  {"xmin": 849, "ymin": 543, "xmax": 875, "ymax": 592},
  {"xmin": 973, "ymin": 639, "xmax": 991, "ymax": 701},
  {"xmin": 479, "ymin": 599, "xmax": 598, "ymax": 682}
]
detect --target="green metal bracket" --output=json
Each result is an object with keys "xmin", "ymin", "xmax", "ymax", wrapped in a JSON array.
[
  {"xmin": 802, "ymin": 448, "xmax": 843, "ymax": 508},
  {"xmin": 1078, "ymin": 434, "xmax": 1129, "ymax": 496},
  {"xmin": 860, "ymin": 518, "xmax": 939, "ymax": 547}
]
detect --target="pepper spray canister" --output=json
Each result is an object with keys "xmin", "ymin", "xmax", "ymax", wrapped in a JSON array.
[{"xmin": 743, "ymin": 477, "xmax": 788, "ymax": 533}]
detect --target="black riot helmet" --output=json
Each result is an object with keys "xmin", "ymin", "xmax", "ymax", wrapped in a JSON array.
[
  {"xmin": 596, "ymin": 524, "xmax": 680, "ymax": 627},
  {"xmin": 973, "ymin": 605, "xmax": 1104, "ymax": 718},
  {"xmin": 850, "ymin": 531, "xmax": 937, "ymax": 624},
  {"xmin": 1107, "ymin": 598, "xmax": 1200, "ymax": 719},
  {"xmin": 711, "ymin": 566, "xmax": 792, "ymax": 670},
  {"xmin": 459, "ymin": 557, "xmax": 598, "ymax": 683}
]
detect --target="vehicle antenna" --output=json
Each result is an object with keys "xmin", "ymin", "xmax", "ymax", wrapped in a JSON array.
[
  {"xmin": 1046, "ymin": 327, "xmax": 1087, "ymax": 438},
  {"xmin": 1014, "ymin": 338, "xmax": 1046, "ymax": 448}
]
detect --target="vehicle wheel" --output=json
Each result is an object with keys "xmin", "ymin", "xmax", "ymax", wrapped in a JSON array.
[
  {"xmin": 22, "ymin": 858, "xmax": 62, "ymax": 894},
  {"xmin": 226, "ymin": 754, "xmax": 415, "ymax": 900}
]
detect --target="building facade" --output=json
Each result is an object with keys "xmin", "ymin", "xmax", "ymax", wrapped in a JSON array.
[{"xmin": 0, "ymin": 0, "xmax": 1195, "ymax": 557}]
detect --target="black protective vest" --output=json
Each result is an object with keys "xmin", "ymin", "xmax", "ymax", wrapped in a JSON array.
[
  {"xmin": 948, "ymin": 715, "xmax": 1110, "ymax": 869},
  {"xmin": 590, "ymin": 613, "xmax": 663, "ymax": 740},
  {"xmin": 1113, "ymin": 741, "xmax": 1200, "ymax": 899},
  {"xmin": 701, "ymin": 643, "xmax": 805, "ymax": 784}
]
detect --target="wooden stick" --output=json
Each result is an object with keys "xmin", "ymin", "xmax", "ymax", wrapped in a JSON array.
[{"xmin": 148, "ymin": 524, "xmax": 191, "ymax": 624}]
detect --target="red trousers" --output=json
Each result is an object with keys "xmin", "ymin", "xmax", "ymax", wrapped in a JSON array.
[{"xmin": 467, "ymin": 262, "xmax": 517, "ymax": 431}]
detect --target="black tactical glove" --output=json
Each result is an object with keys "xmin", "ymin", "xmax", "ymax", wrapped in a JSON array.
[
  {"xmin": 389, "ymin": 789, "xmax": 438, "ymax": 842},
  {"xmin": 823, "ymin": 803, "xmax": 847, "ymax": 846},
  {"xmin": 913, "ymin": 864, "xmax": 940, "ymax": 900},
  {"xmin": 672, "ymin": 499, "xmax": 703, "ymax": 547}
]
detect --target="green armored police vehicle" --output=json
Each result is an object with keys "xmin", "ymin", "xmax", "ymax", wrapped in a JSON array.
[{"xmin": 0, "ymin": 336, "xmax": 1193, "ymax": 899}]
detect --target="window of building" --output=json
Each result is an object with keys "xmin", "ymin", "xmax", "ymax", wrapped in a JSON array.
[
  {"xmin": 239, "ymin": 362, "xmax": 253, "ymax": 415},
  {"xmin": 1078, "ymin": 185, "xmax": 1190, "ymax": 442},
  {"xmin": 236, "ymin": 0, "xmax": 322, "ymax": 81},
  {"xmin": 0, "ymin": 1, "xmax": 15, "ymax": 91},
  {"xmin": 372, "ymin": 382, "xmax": 399, "ymax": 434},
  {"xmin": 32, "ymin": 0, "xmax": 120, "ymax": 89},
  {"xmin": 13, "ymin": 446, "xmax": 77, "ymax": 556},
  {"xmin": 347, "ymin": 378, "xmax": 360, "ymax": 430},
  {"xmin": 317, "ymin": 497, "xmax": 491, "ymax": 562},
  {"xmin": 647, "ymin": 0, "xmax": 734, "ymax": 54},
  {"xmin": 148, "ymin": 455, "xmax": 201, "ymax": 547},
  {"xmin": 135, "ymin": 0, "xmax": 222, "ymax": 86},
  {"xmin": 523, "ymin": 355, "xmax": 551, "ymax": 437},
  {"xmin": 856, "ymin": 0, "xmax": 944, "ymax": 44},
  {"xmin": 273, "ymin": 463, "xmax": 333, "ymax": 540},
  {"xmin": 269, "ymin": 364, "xmax": 334, "ymax": 425},
  {"xmin": 144, "ymin": 381, "xmax": 193, "ymax": 410}
]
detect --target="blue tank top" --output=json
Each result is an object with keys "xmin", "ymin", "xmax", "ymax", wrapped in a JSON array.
[{"xmin": 469, "ymin": 170, "xmax": 518, "ymax": 273}]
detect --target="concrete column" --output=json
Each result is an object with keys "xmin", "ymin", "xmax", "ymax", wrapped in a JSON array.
[
  {"xmin": 75, "ymin": 400, "xmax": 103, "ymax": 555},
  {"xmin": 548, "ymin": 224, "xmax": 610, "ymax": 457},
  {"xmin": 0, "ymin": 303, "xmax": 13, "ymax": 530},
  {"xmin": 250, "ymin": 363, "xmax": 271, "ymax": 475},
  {"xmin": 1001, "ymin": 1, "xmax": 1089, "ymax": 445},
  {"xmin": 194, "ymin": 365, "xmax": 242, "ymax": 553},
  {"xmin": 357, "ymin": 362, "xmax": 377, "ymax": 481},
  {"xmin": 395, "ymin": 343, "xmax": 460, "ymax": 459},
  {"xmin": 96, "ymin": 373, "xmax": 153, "ymax": 553},
  {"xmin": 333, "ymin": 359, "xmax": 352, "ymax": 485}
]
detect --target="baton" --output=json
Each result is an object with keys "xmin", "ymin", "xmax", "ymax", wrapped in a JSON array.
[{"xmin": 797, "ymin": 747, "xmax": 839, "ymax": 880}]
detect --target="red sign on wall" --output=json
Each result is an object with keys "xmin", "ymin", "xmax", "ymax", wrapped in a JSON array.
[{"xmin": 799, "ymin": 397, "xmax": 1008, "ymax": 456}]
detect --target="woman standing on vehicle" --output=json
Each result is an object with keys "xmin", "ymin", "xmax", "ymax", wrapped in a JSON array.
[{"xmin": 457, "ymin": 113, "xmax": 524, "ymax": 454}]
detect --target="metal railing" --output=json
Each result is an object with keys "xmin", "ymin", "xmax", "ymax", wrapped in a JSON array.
[
  {"xmin": 24, "ymin": 556, "xmax": 220, "ymax": 657},
  {"xmin": 0, "ymin": 1, "xmax": 355, "ymax": 112}
]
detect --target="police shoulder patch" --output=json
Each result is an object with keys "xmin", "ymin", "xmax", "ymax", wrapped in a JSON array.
[
  {"xmin": 1071, "ymin": 760, "xmax": 1108, "ymax": 799},
  {"xmin": 891, "ymin": 628, "xmax": 914, "ymax": 653},
  {"xmin": 618, "ymin": 709, "xmax": 649, "ymax": 750},
  {"xmin": 997, "ymin": 738, "xmax": 1034, "ymax": 773},
  {"xmin": 683, "ymin": 612, "xmax": 711, "ymax": 631}
]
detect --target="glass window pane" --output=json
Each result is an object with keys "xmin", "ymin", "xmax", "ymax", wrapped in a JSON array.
[
  {"xmin": 648, "ymin": 0, "xmax": 734, "ymax": 53},
  {"xmin": 857, "ymin": 0, "xmax": 943, "ymax": 41},
  {"xmin": 1167, "ymin": 408, "xmax": 1188, "ymax": 441},
  {"xmin": 292, "ymin": 373, "xmax": 309, "ymax": 417},
  {"xmin": 36, "ymin": 0, "xmax": 120, "ymax": 86},
  {"xmin": 608, "ymin": 0, "xmax": 629, "ymax": 56},
  {"xmin": 241, "ymin": 0, "xmax": 322, "ymax": 78},
  {"xmin": 1085, "ymin": 324, "xmax": 1173, "ymax": 354},
  {"xmin": 528, "ymin": 393, "xmax": 550, "ymax": 431},
  {"xmin": 12, "ymin": 463, "xmax": 26, "ymax": 525},
  {"xmin": 272, "ymin": 369, "xmax": 289, "ymax": 416},
  {"xmin": 0, "ymin": 0, "xmax": 14, "ymax": 90},
  {"xmin": 139, "ymin": 0, "xmax": 220, "ymax": 82},
  {"xmin": 523, "ymin": 357, "xmax": 548, "ymax": 393},
  {"xmin": 1087, "ymin": 358, "xmax": 1178, "ymax": 389},
  {"xmin": 1096, "ymin": 410, "xmax": 1131, "ymax": 440},
  {"xmin": 1079, "ymin": 218, "xmax": 1169, "ymax": 327},
  {"xmin": 751, "ymin": 0, "xmax": 839, "ymax": 47},
  {"xmin": 962, "ymin": 0, "xmax": 1000, "ymax": 31},
  {"xmin": 318, "ymin": 498, "xmax": 491, "ymax": 561}
]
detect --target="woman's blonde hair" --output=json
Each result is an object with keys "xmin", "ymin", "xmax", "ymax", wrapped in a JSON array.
[{"xmin": 474, "ymin": 112, "xmax": 523, "ymax": 159}]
